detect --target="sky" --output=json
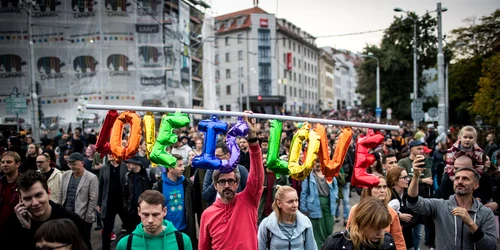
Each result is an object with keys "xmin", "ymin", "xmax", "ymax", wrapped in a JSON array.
[{"xmin": 207, "ymin": 0, "xmax": 499, "ymax": 53}]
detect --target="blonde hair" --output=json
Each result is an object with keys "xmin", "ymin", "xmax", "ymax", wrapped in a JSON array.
[
  {"xmin": 360, "ymin": 175, "xmax": 392, "ymax": 205},
  {"xmin": 349, "ymin": 196, "xmax": 391, "ymax": 249},
  {"xmin": 458, "ymin": 126, "xmax": 477, "ymax": 143},
  {"xmin": 272, "ymin": 185, "xmax": 297, "ymax": 223}
]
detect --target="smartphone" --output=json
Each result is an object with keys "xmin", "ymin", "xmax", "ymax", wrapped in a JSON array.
[{"xmin": 424, "ymin": 157, "xmax": 433, "ymax": 169}]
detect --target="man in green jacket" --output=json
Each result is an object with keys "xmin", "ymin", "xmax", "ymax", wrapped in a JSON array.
[{"xmin": 117, "ymin": 190, "xmax": 192, "ymax": 250}]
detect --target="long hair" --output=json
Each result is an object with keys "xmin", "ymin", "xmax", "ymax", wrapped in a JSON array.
[
  {"xmin": 272, "ymin": 185, "xmax": 297, "ymax": 223},
  {"xmin": 34, "ymin": 218, "xmax": 88, "ymax": 250},
  {"xmin": 349, "ymin": 197, "xmax": 391, "ymax": 249},
  {"xmin": 360, "ymin": 175, "xmax": 391, "ymax": 205}
]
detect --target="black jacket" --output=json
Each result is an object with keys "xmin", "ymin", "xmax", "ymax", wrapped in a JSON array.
[
  {"xmin": 0, "ymin": 200, "xmax": 91, "ymax": 250},
  {"xmin": 123, "ymin": 167, "xmax": 153, "ymax": 215},
  {"xmin": 321, "ymin": 231, "xmax": 396, "ymax": 250},
  {"xmin": 98, "ymin": 162, "xmax": 128, "ymax": 218}
]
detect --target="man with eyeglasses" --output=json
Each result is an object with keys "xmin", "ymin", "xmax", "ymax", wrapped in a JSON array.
[
  {"xmin": 0, "ymin": 170, "xmax": 91, "ymax": 250},
  {"xmin": 153, "ymin": 154, "xmax": 197, "ymax": 246},
  {"xmin": 0, "ymin": 151, "xmax": 21, "ymax": 231},
  {"xmin": 202, "ymin": 143, "xmax": 248, "ymax": 206},
  {"xmin": 36, "ymin": 154, "xmax": 61, "ymax": 204},
  {"xmin": 199, "ymin": 111, "xmax": 264, "ymax": 250}
]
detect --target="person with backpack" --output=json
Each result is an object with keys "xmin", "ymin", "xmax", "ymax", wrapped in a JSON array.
[
  {"xmin": 258, "ymin": 185, "xmax": 317, "ymax": 250},
  {"xmin": 116, "ymin": 190, "xmax": 192, "ymax": 250}
]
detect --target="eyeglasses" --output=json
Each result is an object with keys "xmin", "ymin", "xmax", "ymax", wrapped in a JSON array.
[
  {"xmin": 399, "ymin": 176, "xmax": 409, "ymax": 180},
  {"xmin": 36, "ymin": 243, "xmax": 71, "ymax": 250},
  {"xmin": 216, "ymin": 178, "xmax": 237, "ymax": 186},
  {"xmin": 36, "ymin": 161, "xmax": 46, "ymax": 164}
]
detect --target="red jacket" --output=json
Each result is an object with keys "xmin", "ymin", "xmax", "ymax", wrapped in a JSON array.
[{"xmin": 199, "ymin": 143, "xmax": 264, "ymax": 250}]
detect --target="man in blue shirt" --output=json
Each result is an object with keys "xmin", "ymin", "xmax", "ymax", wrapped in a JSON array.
[{"xmin": 154, "ymin": 154, "xmax": 196, "ymax": 246}]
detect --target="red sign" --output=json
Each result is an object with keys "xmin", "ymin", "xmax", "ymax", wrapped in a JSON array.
[
  {"xmin": 286, "ymin": 53, "xmax": 292, "ymax": 71},
  {"xmin": 257, "ymin": 96, "xmax": 262, "ymax": 101},
  {"xmin": 260, "ymin": 18, "xmax": 268, "ymax": 28}
]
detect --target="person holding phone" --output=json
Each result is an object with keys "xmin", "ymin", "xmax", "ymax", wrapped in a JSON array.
[{"xmin": 0, "ymin": 170, "xmax": 91, "ymax": 250}]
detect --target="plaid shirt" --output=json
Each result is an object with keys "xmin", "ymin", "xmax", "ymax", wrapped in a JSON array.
[{"xmin": 445, "ymin": 141, "xmax": 484, "ymax": 177}]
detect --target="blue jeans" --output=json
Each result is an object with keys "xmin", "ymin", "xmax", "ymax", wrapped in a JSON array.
[
  {"xmin": 413, "ymin": 223, "xmax": 422, "ymax": 250},
  {"xmin": 335, "ymin": 182, "xmax": 350, "ymax": 220}
]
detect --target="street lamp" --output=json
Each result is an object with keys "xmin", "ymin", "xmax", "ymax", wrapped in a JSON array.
[
  {"xmin": 360, "ymin": 53, "xmax": 380, "ymax": 123},
  {"xmin": 394, "ymin": 7, "xmax": 418, "ymax": 130}
]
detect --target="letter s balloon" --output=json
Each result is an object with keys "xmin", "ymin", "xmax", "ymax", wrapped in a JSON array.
[
  {"xmin": 149, "ymin": 111, "xmax": 190, "ymax": 168},
  {"xmin": 351, "ymin": 130, "xmax": 384, "ymax": 188}
]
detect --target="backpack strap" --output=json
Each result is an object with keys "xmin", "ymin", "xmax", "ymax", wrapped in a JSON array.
[
  {"xmin": 303, "ymin": 228, "xmax": 307, "ymax": 247},
  {"xmin": 175, "ymin": 231, "xmax": 184, "ymax": 250},
  {"xmin": 126, "ymin": 234, "xmax": 133, "ymax": 250},
  {"xmin": 266, "ymin": 228, "xmax": 272, "ymax": 250}
]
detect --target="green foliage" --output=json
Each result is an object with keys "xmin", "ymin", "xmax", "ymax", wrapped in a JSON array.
[
  {"xmin": 471, "ymin": 53, "xmax": 500, "ymax": 125},
  {"xmin": 356, "ymin": 13, "xmax": 437, "ymax": 120}
]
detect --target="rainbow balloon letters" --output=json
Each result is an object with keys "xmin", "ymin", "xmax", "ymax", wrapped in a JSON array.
[
  {"xmin": 192, "ymin": 115, "xmax": 228, "ymax": 170},
  {"xmin": 266, "ymin": 120, "xmax": 289, "ymax": 175}
]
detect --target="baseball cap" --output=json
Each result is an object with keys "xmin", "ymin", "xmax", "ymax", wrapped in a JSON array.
[
  {"xmin": 67, "ymin": 152, "xmax": 85, "ymax": 162},
  {"xmin": 409, "ymin": 140, "xmax": 425, "ymax": 149}
]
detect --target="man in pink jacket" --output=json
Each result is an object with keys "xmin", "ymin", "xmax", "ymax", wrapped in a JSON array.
[{"xmin": 199, "ymin": 111, "xmax": 264, "ymax": 250}]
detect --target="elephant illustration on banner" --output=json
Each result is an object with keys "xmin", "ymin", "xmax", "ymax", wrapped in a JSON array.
[
  {"xmin": 37, "ymin": 57, "xmax": 65, "ymax": 74},
  {"xmin": 73, "ymin": 56, "xmax": 98, "ymax": 73},
  {"xmin": 71, "ymin": 0, "xmax": 97, "ymax": 12},
  {"xmin": 33, "ymin": 0, "xmax": 61, "ymax": 12},
  {"xmin": 107, "ymin": 54, "xmax": 133, "ymax": 71},
  {"xmin": 0, "ymin": 0, "xmax": 18, "ymax": 8},
  {"xmin": 139, "ymin": 46, "xmax": 161, "ymax": 64},
  {"xmin": 137, "ymin": 0, "xmax": 160, "ymax": 11},
  {"xmin": 104, "ymin": 0, "xmax": 130, "ymax": 11},
  {"xmin": 0, "ymin": 54, "xmax": 27, "ymax": 72}
]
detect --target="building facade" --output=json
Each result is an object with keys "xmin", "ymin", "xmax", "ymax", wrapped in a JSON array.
[{"xmin": 214, "ymin": 7, "xmax": 319, "ymax": 115}]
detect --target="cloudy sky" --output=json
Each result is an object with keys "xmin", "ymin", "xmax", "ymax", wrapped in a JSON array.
[{"xmin": 208, "ymin": 0, "xmax": 498, "ymax": 52}]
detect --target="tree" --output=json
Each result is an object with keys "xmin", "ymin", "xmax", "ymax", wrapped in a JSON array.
[
  {"xmin": 471, "ymin": 53, "xmax": 500, "ymax": 125},
  {"xmin": 447, "ymin": 9, "xmax": 500, "ymax": 124},
  {"xmin": 356, "ymin": 13, "xmax": 437, "ymax": 120}
]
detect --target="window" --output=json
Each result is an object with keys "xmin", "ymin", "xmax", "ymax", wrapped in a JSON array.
[
  {"xmin": 241, "ymin": 84, "xmax": 244, "ymax": 93},
  {"xmin": 294, "ymin": 87, "xmax": 297, "ymax": 97},
  {"xmin": 226, "ymin": 69, "xmax": 231, "ymax": 78},
  {"xmin": 226, "ymin": 104, "xmax": 231, "ymax": 111},
  {"xmin": 304, "ymin": 61, "xmax": 306, "ymax": 69},
  {"xmin": 293, "ymin": 72, "xmax": 296, "ymax": 81},
  {"xmin": 237, "ymin": 34, "xmax": 243, "ymax": 43},
  {"xmin": 239, "ymin": 67, "xmax": 244, "ymax": 77},
  {"xmin": 283, "ymin": 38, "xmax": 286, "ymax": 47},
  {"xmin": 225, "ymin": 20, "xmax": 231, "ymax": 29},
  {"xmin": 288, "ymin": 40, "xmax": 291, "ymax": 49},
  {"xmin": 226, "ymin": 52, "xmax": 230, "ymax": 62},
  {"xmin": 299, "ymin": 89, "xmax": 302, "ymax": 98},
  {"xmin": 237, "ymin": 17, "xmax": 245, "ymax": 27},
  {"xmin": 283, "ymin": 69, "xmax": 287, "ymax": 78},
  {"xmin": 214, "ymin": 38, "xmax": 218, "ymax": 47},
  {"xmin": 258, "ymin": 29, "xmax": 271, "ymax": 47},
  {"xmin": 298, "ymin": 45, "xmax": 301, "ymax": 53},
  {"xmin": 293, "ymin": 42, "xmax": 295, "ymax": 51},
  {"xmin": 288, "ymin": 71, "xmax": 292, "ymax": 79},
  {"xmin": 293, "ymin": 57, "xmax": 296, "ymax": 66},
  {"xmin": 238, "ymin": 51, "xmax": 243, "ymax": 60},
  {"xmin": 226, "ymin": 85, "xmax": 231, "ymax": 95},
  {"xmin": 215, "ymin": 54, "xmax": 219, "ymax": 64},
  {"xmin": 215, "ymin": 70, "xmax": 220, "ymax": 80},
  {"xmin": 225, "ymin": 37, "xmax": 229, "ymax": 45},
  {"xmin": 299, "ymin": 74, "xmax": 301, "ymax": 83},
  {"xmin": 283, "ymin": 53, "xmax": 286, "ymax": 63},
  {"xmin": 298, "ymin": 59, "xmax": 301, "ymax": 68},
  {"xmin": 289, "ymin": 86, "xmax": 292, "ymax": 96},
  {"xmin": 220, "ymin": 105, "xmax": 223, "ymax": 111}
]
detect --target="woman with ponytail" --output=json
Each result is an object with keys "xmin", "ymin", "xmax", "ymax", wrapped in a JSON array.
[
  {"xmin": 258, "ymin": 185, "xmax": 317, "ymax": 250},
  {"xmin": 322, "ymin": 196, "xmax": 396, "ymax": 250}
]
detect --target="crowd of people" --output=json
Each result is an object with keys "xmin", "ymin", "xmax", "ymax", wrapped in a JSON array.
[{"xmin": 0, "ymin": 112, "xmax": 499, "ymax": 250}]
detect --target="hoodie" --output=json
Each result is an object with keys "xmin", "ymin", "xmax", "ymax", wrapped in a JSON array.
[
  {"xmin": 162, "ymin": 174, "xmax": 186, "ymax": 231},
  {"xmin": 116, "ymin": 220, "xmax": 192, "ymax": 250},
  {"xmin": 407, "ymin": 195, "xmax": 497, "ymax": 250},
  {"xmin": 435, "ymin": 125, "xmax": 447, "ymax": 145},
  {"xmin": 257, "ymin": 211, "xmax": 317, "ymax": 250}
]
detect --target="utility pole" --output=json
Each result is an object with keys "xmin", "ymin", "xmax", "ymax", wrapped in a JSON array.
[
  {"xmin": 412, "ymin": 17, "xmax": 418, "ymax": 130},
  {"xmin": 437, "ymin": 2, "xmax": 446, "ymax": 130},
  {"xmin": 25, "ymin": 2, "xmax": 40, "ymax": 143},
  {"xmin": 238, "ymin": 58, "xmax": 242, "ymax": 111}
]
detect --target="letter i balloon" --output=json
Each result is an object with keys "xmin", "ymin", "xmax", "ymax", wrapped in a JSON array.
[{"xmin": 192, "ymin": 115, "xmax": 228, "ymax": 170}]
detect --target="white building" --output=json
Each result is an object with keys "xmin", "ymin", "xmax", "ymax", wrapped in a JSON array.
[
  {"xmin": 322, "ymin": 47, "xmax": 361, "ymax": 110},
  {"xmin": 214, "ymin": 7, "xmax": 319, "ymax": 115}
]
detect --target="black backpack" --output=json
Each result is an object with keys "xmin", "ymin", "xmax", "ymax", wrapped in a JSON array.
[{"xmin": 126, "ymin": 231, "xmax": 184, "ymax": 250}]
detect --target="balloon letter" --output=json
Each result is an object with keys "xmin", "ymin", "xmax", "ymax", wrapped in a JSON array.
[
  {"xmin": 96, "ymin": 110, "xmax": 118, "ymax": 157},
  {"xmin": 266, "ymin": 120, "xmax": 289, "ymax": 175},
  {"xmin": 288, "ymin": 123, "xmax": 320, "ymax": 181},
  {"xmin": 110, "ymin": 111, "xmax": 142, "ymax": 160},
  {"xmin": 142, "ymin": 112, "xmax": 157, "ymax": 167},
  {"xmin": 315, "ymin": 125, "xmax": 353, "ymax": 183},
  {"xmin": 149, "ymin": 111, "xmax": 190, "ymax": 168},
  {"xmin": 219, "ymin": 117, "xmax": 249, "ymax": 173},
  {"xmin": 192, "ymin": 115, "xmax": 228, "ymax": 170},
  {"xmin": 351, "ymin": 130, "xmax": 384, "ymax": 188}
]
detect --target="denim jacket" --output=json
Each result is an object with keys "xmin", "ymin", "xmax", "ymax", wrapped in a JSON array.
[{"xmin": 299, "ymin": 172, "xmax": 338, "ymax": 218}]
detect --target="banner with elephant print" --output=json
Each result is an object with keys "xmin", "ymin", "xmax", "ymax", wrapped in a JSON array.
[{"xmin": 0, "ymin": 0, "xmax": 191, "ymax": 117}]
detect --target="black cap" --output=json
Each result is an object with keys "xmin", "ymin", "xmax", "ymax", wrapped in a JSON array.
[
  {"xmin": 409, "ymin": 140, "xmax": 425, "ymax": 149},
  {"xmin": 67, "ymin": 152, "xmax": 85, "ymax": 162},
  {"xmin": 125, "ymin": 155, "xmax": 143, "ymax": 166}
]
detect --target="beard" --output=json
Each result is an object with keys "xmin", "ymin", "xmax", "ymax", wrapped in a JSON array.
[
  {"xmin": 220, "ymin": 188, "xmax": 235, "ymax": 199},
  {"xmin": 454, "ymin": 185, "xmax": 471, "ymax": 196}
]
